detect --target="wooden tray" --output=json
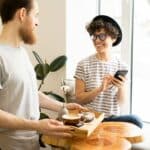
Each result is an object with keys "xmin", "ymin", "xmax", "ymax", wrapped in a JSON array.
[
  {"xmin": 42, "ymin": 111, "xmax": 104, "ymax": 148},
  {"xmin": 69, "ymin": 111, "xmax": 104, "ymax": 138}
]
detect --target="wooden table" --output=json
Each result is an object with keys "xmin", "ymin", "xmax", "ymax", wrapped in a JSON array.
[
  {"xmin": 97, "ymin": 122, "xmax": 143, "ymax": 143},
  {"xmin": 71, "ymin": 135, "xmax": 131, "ymax": 150},
  {"xmin": 42, "ymin": 122, "xmax": 143, "ymax": 150},
  {"xmin": 70, "ymin": 122, "xmax": 143, "ymax": 150}
]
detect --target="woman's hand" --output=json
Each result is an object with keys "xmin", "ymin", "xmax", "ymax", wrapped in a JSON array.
[
  {"xmin": 101, "ymin": 75, "xmax": 113, "ymax": 91},
  {"xmin": 112, "ymin": 75, "xmax": 126, "ymax": 88},
  {"xmin": 112, "ymin": 75, "xmax": 127, "ymax": 103}
]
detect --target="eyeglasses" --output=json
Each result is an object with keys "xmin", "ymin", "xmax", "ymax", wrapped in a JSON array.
[{"xmin": 91, "ymin": 33, "xmax": 107, "ymax": 41}]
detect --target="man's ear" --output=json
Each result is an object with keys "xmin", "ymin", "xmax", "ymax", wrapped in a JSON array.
[{"xmin": 16, "ymin": 7, "xmax": 27, "ymax": 22}]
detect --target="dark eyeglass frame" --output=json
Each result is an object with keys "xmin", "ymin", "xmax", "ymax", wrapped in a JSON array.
[{"xmin": 90, "ymin": 33, "xmax": 107, "ymax": 41}]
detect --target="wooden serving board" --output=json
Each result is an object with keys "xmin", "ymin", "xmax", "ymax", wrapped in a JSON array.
[
  {"xmin": 42, "ymin": 112, "xmax": 104, "ymax": 148},
  {"xmin": 69, "ymin": 112, "xmax": 104, "ymax": 138}
]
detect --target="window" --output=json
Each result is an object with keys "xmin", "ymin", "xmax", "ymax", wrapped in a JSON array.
[
  {"xmin": 99, "ymin": 0, "xmax": 122, "ymax": 58},
  {"xmin": 98, "ymin": 0, "xmax": 132, "ymax": 114},
  {"xmin": 132, "ymin": 0, "xmax": 150, "ymax": 122},
  {"xmin": 66, "ymin": 0, "xmax": 98, "ymax": 79}
]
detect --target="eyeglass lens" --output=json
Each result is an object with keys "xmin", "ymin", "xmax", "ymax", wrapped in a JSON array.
[{"xmin": 91, "ymin": 33, "xmax": 107, "ymax": 41}]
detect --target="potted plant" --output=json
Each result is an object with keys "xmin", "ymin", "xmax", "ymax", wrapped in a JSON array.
[{"xmin": 32, "ymin": 50, "xmax": 67, "ymax": 147}]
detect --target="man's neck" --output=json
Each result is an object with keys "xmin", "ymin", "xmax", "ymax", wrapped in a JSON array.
[{"xmin": 0, "ymin": 22, "xmax": 22, "ymax": 48}]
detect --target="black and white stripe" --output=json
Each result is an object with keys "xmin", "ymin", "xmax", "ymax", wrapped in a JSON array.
[{"xmin": 74, "ymin": 54, "xmax": 127, "ymax": 117}]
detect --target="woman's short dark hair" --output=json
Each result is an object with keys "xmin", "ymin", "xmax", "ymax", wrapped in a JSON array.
[
  {"xmin": 86, "ymin": 17, "xmax": 120, "ymax": 40},
  {"xmin": 0, "ymin": 0, "xmax": 33, "ymax": 24}
]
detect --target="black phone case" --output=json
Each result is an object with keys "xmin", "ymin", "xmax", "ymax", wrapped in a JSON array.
[{"xmin": 114, "ymin": 70, "xmax": 128, "ymax": 81}]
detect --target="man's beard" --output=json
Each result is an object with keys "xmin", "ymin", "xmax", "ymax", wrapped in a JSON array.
[{"xmin": 19, "ymin": 27, "xmax": 37, "ymax": 45}]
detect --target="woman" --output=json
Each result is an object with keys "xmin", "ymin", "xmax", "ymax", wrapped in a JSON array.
[{"xmin": 74, "ymin": 15, "xmax": 143, "ymax": 128}]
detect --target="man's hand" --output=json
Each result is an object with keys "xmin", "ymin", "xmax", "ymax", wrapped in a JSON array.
[{"xmin": 37, "ymin": 119, "xmax": 73, "ymax": 137}]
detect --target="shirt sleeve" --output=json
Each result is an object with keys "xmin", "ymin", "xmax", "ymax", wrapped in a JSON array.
[
  {"xmin": 116, "ymin": 57, "xmax": 128, "ymax": 70},
  {"xmin": 119, "ymin": 61, "xmax": 128, "ymax": 70},
  {"xmin": 74, "ymin": 61, "xmax": 85, "ymax": 81},
  {"xmin": 0, "ymin": 57, "xmax": 8, "ymax": 90}
]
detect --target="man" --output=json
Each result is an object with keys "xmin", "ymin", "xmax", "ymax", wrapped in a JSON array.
[{"xmin": 0, "ymin": 0, "xmax": 84, "ymax": 149}]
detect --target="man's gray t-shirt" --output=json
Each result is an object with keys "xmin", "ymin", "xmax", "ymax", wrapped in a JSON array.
[{"xmin": 0, "ymin": 45, "xmax": 40, "ymax": 131}]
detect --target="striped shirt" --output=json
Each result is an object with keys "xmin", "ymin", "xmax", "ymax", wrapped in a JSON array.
[{"xmin": 74, "ymin": 54, "xmax": 127, "ymax": 118}]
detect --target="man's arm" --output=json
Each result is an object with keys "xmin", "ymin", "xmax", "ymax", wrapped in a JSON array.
[
  {"xmin": 38, "ymin": 91, "xmax": 87, "ymax": 112},
  {"xmin": 39, "ymin": 91, "xmax": 63, "ymax": 112},
  {"xmin": 0, "ymin": 109, "xmax": 40, "ymax": 130},
  {"xmin": 0, "ymin": 109, "xmax": 72, "ymax": 137}
]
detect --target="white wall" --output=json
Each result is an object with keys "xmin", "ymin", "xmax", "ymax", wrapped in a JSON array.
[{"xmin": 28, "ymin": 0, "xmax": 66, "ymax": 95}]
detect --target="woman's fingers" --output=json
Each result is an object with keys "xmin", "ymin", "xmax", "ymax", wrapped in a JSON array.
[{"xmin": 112, "ymin": 76, "xmax": 125, "ymax": 88}]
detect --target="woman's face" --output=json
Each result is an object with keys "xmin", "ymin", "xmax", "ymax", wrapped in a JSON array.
[{"xmin": 91, "ymin": 29, "xmax": 116, "ymax": 54}]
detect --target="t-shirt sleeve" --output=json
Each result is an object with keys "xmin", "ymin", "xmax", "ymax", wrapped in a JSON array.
[
  {"xmin": 116, "ymin": 57, "xmax": 128, "ymax": 70},
  {"xmin": 0, "ymin": 57, "xmax": 8, "ymax": 90},
  {"xmin": 74, "ymin": 61, "xmax": 85, "ymax": 81},
  {"xmin": 119, "ymin": 61, "xmax": 128, "ymax": 70}
]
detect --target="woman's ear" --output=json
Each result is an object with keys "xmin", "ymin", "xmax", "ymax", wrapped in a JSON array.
[{"xmin": 112, "ymin": 38, "xmax": 117, "ymax": 45}]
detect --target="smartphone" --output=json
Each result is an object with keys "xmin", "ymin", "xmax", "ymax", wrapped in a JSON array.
[{"xmin": 114, "ymin": 70, "xmax": 128, "ymax": 81}]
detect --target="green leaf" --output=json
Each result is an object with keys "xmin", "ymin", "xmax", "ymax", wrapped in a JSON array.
[
  {"xmin": 35, "ymin": 64, "xmax": 44, "ymax": 80},
  {"xmin": 35, "ymin": 63, "xmax": 50, "ymax": 80},
  {"xmin": 44, "ymin": 91, "xmax": 65, "ymax": 102},
  {"xmin": 43, "ymin": 63, "xmax": 50, "ymax": 76},
  {"xmin": 40, "ymin": 112, "xmax": 49, "ymax": 120},
  {"xmin": 49, "ymin": 55, "xmax": 67, "ymax": 72},
  {"xmin": 32, "ymin": 51, "xmax": 44, "ymax": 64}
]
